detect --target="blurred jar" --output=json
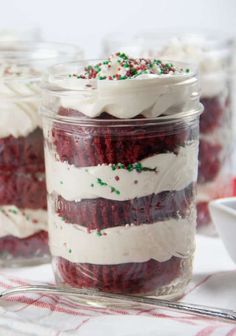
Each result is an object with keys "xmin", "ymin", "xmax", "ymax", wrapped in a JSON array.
[
  {"xmin": 0, "ymin": 28, "xmax": 41, "ymax": 42},
  {"xmin": 103, "ymin": 33, "xmax": 234, "ymax": 235},
  {"xmin": 41, "ymin": 59, "xmax": 202, "ymax": 299},
  {"xmin": 0, "ymin": 42, "xmax": 83, "ymax": 266}
]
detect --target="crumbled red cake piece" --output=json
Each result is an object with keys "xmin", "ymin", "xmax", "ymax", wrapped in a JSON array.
[
  {"xmin": 52, "ymin": 107, "xmax": 197, "ymax": 168},
  {"xmin": 0, "ymin": 171, "xmax": 46, "ymax": 209},
  {"xmin": 200, "ymin": 96, "xmax": 224, "ymax": 134},
  {"xmin": 197, "ymin": 201, "xmax": 211, "ymax": 228},
  {"xmin": 0, "ymin": 128, "xmax": 44, "ymax": 173},
  {"xmin": 56, "ymin": 256, "xmax": 181, "ymax": 294},
  {"xmin": 0, "ymin": 231, "xmax": 49, "ymax": 259},
  {"xmin": 196, "ymin": 92, "xmax": 231, "ymax": 228},
  {"xmin": 56, "ymin": 184, "xmax": 194, "ymax": 230},
  {"xmin": 198, "ymin": 140, "xmax": 222, "ymax": 184}
]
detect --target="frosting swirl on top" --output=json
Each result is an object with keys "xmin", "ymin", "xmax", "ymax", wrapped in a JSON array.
[
  {"xmin": 0, "ymin": 63, "xmax": 41, "ymax": 138},
  {"xmin": 72, "ymin": 52, "xmax": 190, "ymax": 80},
  {"xmin": 56, "ymin": 52, "xmax": 199, "ymax": 119}
]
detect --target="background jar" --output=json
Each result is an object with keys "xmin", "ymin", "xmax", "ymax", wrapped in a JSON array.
[
  {"xmin": 41, "ymin": 61, "xmax": 202, "ymax": 299},
  {"xmin": 0, "ymin": 42, "xmax": 83, "ymax": 266},
  {"xmin": 102, "ymin": 32, "xmax": 234, "ymax": 235}
]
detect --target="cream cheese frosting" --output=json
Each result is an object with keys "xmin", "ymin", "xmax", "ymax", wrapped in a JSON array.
[
  {"xmin": 45, "ymin": 141, "xmax": 198, "ymax": 202},
  {"xmin": 50, "ymin": 53, "xmax": 198, "ymax": 119},
  {"xmin": 0, "ymin": 206, "xmax": 47, "ymax": 238},
  {"xmin": 49, "ymin": 210, "xmax": 196, "ymax": 265},
  {"xmin": 0, "ymin": 64, "xmax": 41, "ymax": 138}
]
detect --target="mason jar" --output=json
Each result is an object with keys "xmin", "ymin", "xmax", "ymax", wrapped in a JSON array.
[
  {"xmin": 41, "ymin": 57, "xmax": 202, "ymax": 299},
  {"xmin": 0, "ymin": 42, "xmax": 82, "ymax": 266}
]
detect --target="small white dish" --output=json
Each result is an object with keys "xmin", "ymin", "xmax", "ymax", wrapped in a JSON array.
[{"xmin": 209, "ymin": 197, "xmax": 236, "ymax": 264}]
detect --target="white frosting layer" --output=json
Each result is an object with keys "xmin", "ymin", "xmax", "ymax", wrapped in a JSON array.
[
  {"xmin": 46, "ymin": 141, "xmax": 198, "ymax": 202},
  {"xmin": 0, "ymin": 65, "xmax": 41, "ymax": 138},
  {"xmin": 0, "ymin": 206, "xmax": 47, "ymax": 238},
  {"xmin": 0, "ymin": 99, "xmax": 41, "ymax": 138},
  {"xmin": 58, "ymin": 74, "xmax": 198, "ymax": 119},
  {"xmin": 49, "ymin": 211, "xmax": 196, "ymax": 264}
]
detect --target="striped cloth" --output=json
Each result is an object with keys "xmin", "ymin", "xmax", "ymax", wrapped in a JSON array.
[{"xmin": 0, "ymin": 235, "xmax": 235, "ymax": 336}]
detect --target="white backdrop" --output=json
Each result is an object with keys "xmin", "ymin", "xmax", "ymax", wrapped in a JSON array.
[{"xmin": 1, "ymin": 0, "xmax": 235, "ymax": 57}]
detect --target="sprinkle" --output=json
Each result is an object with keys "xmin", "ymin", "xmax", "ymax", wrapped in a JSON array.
[
  {"xmin": 68, "ymin": 53, "xmax": 189, "ymax": 80},
  {"xmin": 96, "ymin": 177, "xmax": 120, "ymax": 195},
  {"xmin": 97, "ymin": 178, "xmax": 108, "ymax": 186},
  {"xmin": 96, "ymin": 231, "xmax": 102, "ymax": 237},
  {"xmin": 91, "ymin": 183, "xmax": 94, "ymax": 187},
  {"xmin": 115, "ymin": 176, "xmax": 120, "ymax": 181},
  {"xmin": 68, "ymin": 249, "xmax": 72, "ymax": 253},
  {"xmin": 60, "ymin": 181, "xmax": 63, "ymax": 185},
  {"xmin": 9, "ymin": 208, "xmax": 18, "ymax": 214},
  {"xmin": 111, "ymin": 162, "xmax": 157, "ymax": 173}
]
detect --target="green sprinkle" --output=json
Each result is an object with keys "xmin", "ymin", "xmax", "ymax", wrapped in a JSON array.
[
  {"xmin": 127, "ymin": 164, "xmax": 133, "ymax": 172},
  {"xmin": 96, "ymin": 231, "xmax": 102, "ymax": 237},
  {"xmin": 60, "ymin": 181, "xmax": 63, "ymax": 185},
  {"xmin": 97, "ymin": 178, "xmax": 108, "ymax": 186},
  {"xmin": 186, "ymin": 68, "xmax": 190, "ymax": 73},
  {"xmin": 116, "ymin": 190, "xmax": 120, "ymax": 195},
  {"xmin": 91, "ymin": 183, "xmax": 94, "ymax": 187},
  {"xmin": 68, "ymin": 249, "xmax": 72, "ymax": 253},
  {"xmin": 135, "ymin": 162, "xmax": 143, "ymax": 172},
  {"xmin": 9, "ymin": 208, "xmax": 18, "ymax": 214}
]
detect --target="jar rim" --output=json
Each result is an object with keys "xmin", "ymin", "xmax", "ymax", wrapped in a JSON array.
[
  {"xmin": 0, "ymin": 42, "xmax": 82, "ymax": 83},
  {"xmin": 103, "ymin": 31, "xmax": 234, "ymax": 51},
  {"xmin": 41, "ymin": 104, "xmax": 203, "ymax": 127}
]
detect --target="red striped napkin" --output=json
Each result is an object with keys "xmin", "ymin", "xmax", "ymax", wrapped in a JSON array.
[{"xmin": 0, "ymin": 236, "xmax": 235, "ymax": 336}]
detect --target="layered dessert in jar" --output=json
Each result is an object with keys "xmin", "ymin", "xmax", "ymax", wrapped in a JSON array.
[
  {"xmin": 42, "ymin": 53, "xmax": 202, "ymax": 298},
  {"xmin": 0, "ymin": 42, "xmax": 82, "ymax": 265},
  {"xmin": 103, "ymin": 34, "xmax": 234, "ymax": 234}
]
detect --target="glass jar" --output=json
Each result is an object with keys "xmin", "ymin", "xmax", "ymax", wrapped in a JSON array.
[
  {"xmin": 103, "ymin": 33, "xmax": 234, "ymax": 234},
  {"xmin": 0, "ymin": 42, "xmax": 83, "ymax": 266},
  {"xmin": 0, "ymin": 27, "xmax": 41, "ymax": 42},
  {"xmin": 41, "ymin": 59, "xmax": 202, "ymax": 299}
]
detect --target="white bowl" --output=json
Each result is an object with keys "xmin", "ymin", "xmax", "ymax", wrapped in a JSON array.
[{"xmin": 209, "ymin": 197, "xmax": 236, "ymax": 264}]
